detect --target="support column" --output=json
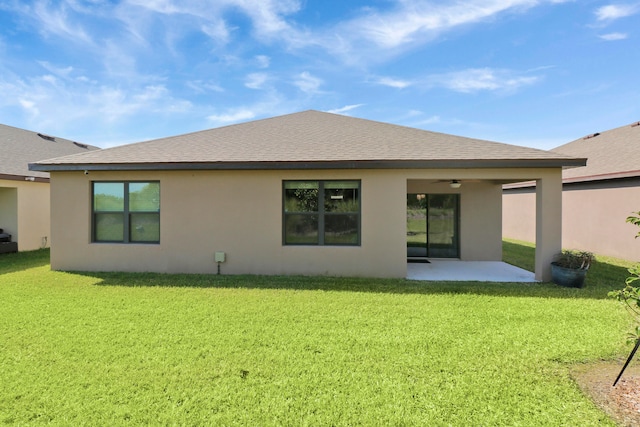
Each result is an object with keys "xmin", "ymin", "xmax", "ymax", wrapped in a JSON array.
[{"xmin": 535, "ymin": 171, "xmax": 563, "ymax": 281}]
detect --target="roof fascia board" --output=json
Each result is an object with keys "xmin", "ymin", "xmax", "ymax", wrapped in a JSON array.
[
  {"xmin": 563, "ymin": 169, "xmax": 640, "ymax": 183},
  {"xmin": 0, "ymin": 173, "xmax": 49, "ymax": 183},
  {"xmin": 505, "ymin": 168, "xmax": 640, "ymax": 189},
  {"xmin": 30, "ymin": 158, "xmax": 587, "ymax": 172}
]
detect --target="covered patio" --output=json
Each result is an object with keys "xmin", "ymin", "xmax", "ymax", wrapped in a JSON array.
[{"xmin": 406, "ymin": 260, "xmax": 537, "ymax": 282}]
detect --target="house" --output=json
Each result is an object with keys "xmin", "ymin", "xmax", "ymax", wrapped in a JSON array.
[
  {"xmin": 0, "ymin": 124, "xmax": 99, "ymax": 252},
  {"xmin": 503, "ymin": 121, "xmax": 640, "ymax": 262},
  {"xmin": 30, "ymin": 110, "xmax": 585, "ymax": 280}
]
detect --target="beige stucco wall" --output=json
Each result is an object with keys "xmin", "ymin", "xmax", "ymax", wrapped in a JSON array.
[
  {"xmin": 50, "ymin": 169, "xmax": 408, "ymax": 277},
  {"xmin": 0, "ymin": 179, "xmax": 50, "ymax": 251},
  {"xmin": 503, "ymin": 182, "xmax": 640, "ymax": 262},
  {"xmin": 49, "ymin": 167, "xmax": 562, "ymax": 279},
  {"xmin": 502, "ymin": 189, "xmax": 536, "ymax": 243}
]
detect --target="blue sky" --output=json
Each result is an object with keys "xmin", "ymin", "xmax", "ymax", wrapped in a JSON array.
[{"xmin": 0, "ymin": 0, "xmax": 638, "ymax": 149}]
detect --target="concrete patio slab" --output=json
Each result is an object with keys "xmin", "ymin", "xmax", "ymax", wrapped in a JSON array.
[{"xmin": 407, "ymin": 260, "xmax": 537, "ymax": 282}]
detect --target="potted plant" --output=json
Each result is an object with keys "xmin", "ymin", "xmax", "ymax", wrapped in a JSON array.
[{"xmin": 551, "ymin": 250, "xmax": 594, "ymax": 288}]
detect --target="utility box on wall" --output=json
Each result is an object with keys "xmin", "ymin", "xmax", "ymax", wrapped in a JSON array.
[{"xmin": 214, "ymin": 252, "xmax": 226, "ymax": 263}]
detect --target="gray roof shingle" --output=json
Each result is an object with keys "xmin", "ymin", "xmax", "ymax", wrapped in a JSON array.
[
  {"xmin": 553, "ymin": 121, "xmax": 640, "ymax": 182},
  {"xmin": 30, "ymin": 110, "xmax": 584, "ymax": 171},
  {"xmin": 1, "ymin": 124, "xmax": 99, "ymax": 179}
]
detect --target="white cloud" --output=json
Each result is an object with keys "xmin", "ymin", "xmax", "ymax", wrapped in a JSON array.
[
  {"xmin": 9, "ymin": 0, "xmax": 574, "ymax": 75},
  {"xmin": 37, "ymin": 61, "xmax": 74, "ymax": 78},
  {"xmin": 123, "ymin": 0, "xmax": 303, "ymax": 44},
  {"xmin": 375, "ymin": 76, "xmax": 412, "ymax": 89},
  {"xmin": 125, "ymin": 0, "xmax": 182, "ymax": 15},
  {"xmin": 245, "ymin": 73, "xmax": 269, "ymax": 90},
  {"xmin": 206, "ymin": 93, "xmax": 288, "ymax": 126},
  {"xmin": 426, "ymin": 68, "xmax": 540, "ymax": 93},
  {"xmin": 599, "ymin": 32, "xmax": 628, "ymax": 40},
  {"xmin": 240, "ymin": 0, "xmax": 301, "ymax": 37},
  {"xmin": 111, "ymin": 0, "xmax": 571, "ymax": 67},
  {"xmin": 101, "ymin": 39, "xmax": 140, "ymax": 80},
  {"xmin": 0, "ymin": 68, "xmax": 193, "ymax": 132},
  {"xmin": 0, "ymin": 0, "xmax": 580, "ymax": 144},
  {"xmin": 406, "ymin": 110, "xmax": 424, "ymax": 118},
  {"xmin": 28, "ymin": 0, "xmax": 94, "ymax": 45},
  {"xmin": 18, "ymin": 99, "xmax": 39, "ymax": 117},
  {"xmin": 256, "ymin": 55, "xmax": 271, "ymax": 68},
  {"xmin": 186, "ymin": 80, "xmax": 224, "ymax": 93},
  {"xmin": 207, "ymin": 109, "xmax": 256, "ymax": 124},
  {"xmin": 333, "ymin": 1, "xmax": 546, "ymax": 51},
  {"xmin": 201, "ymin": 19, "xmax": 230, "ymax": 44},
  {"xmin": 93, "ymin": 84, "xmax": 192, "ymax": 121},
  {"xmin": 595, "ymin": 4, "xmax": 639, "ymax": 21},
  {"xmin": 42, "ymin": 75, "xmax": 61, "ymax": 87},
  {"xmin": 326, "ymin": 104, "xmax": 364, "ymax": 114},
  {"xmin": 17, "ymin": 0, "xmax": 572, "ymax": 77},
  {"xmin": 293, "ymin": 71, "xmax": 323, "ymax": 94},
  {"xmin": 417, "ymin": 115, "xmax": 442, "ymax": 125}
]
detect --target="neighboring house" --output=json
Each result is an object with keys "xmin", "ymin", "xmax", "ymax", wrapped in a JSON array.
[
  {"xmin": 503, "ymin": 121, "xmax": 640, "ymax": 262},
  {"xmin": 30, "ymin": 110, "xmax": 584, "ymax": 280},
  {"xmin": 0, "ymin": 124, "xmax": 99, "ymax": 252}
]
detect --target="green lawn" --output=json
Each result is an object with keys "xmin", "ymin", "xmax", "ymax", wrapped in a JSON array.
[{"xmin": 0, "ymin": 245, "xmax": 636, "ymax": 425}]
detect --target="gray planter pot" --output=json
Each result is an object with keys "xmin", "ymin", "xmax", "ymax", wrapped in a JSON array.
[{"xmin": 551, "ymin": 262, "xmax": 588, "ymax": 288}]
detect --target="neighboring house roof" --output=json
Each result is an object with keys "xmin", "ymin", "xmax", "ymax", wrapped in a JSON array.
[
  {"xmin": 30, "ymin": 110, "xmax": 585, "ymax": 172},
  {"xmin": 1, "ymin": 123, "xmax": 99, "ymax": 181},
  {"xmin": 552, "ymin": 121, "xmax": 640, "ymax": 183}
]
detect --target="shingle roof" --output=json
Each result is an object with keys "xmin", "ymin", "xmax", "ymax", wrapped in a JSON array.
[
  {"xmin": 1, "ymin": 123, "xmax": 99, "ymax": 179},
  {"xmin": 553, "ymin": 121, "xmax": 640, "ymax": 182},
  {"xmin": 30, "ymin": 110, "xmax": 584, "ymax": 171}
]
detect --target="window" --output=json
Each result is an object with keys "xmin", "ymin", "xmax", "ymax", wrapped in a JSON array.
[
  {"xmin": 283, "ymin": 180, "xmax": 360, "ymax": 246},
  {"xmin": 92, "ymin": 182, "xmax": 160, "ymax": 243}
]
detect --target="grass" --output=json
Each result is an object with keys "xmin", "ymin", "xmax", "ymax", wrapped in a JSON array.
[
  {"xmin": 503, "ymin": 238, "xmax": 636, "ymax": 299},
  {"xmin": 0, "ymin": 244, "xmax": 637, "ymax": 425}
]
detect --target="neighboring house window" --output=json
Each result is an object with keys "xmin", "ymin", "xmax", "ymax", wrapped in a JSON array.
[
  {"xmin": 283, "ymin": 180, "xmax": 360, "ymax": 246},
  {"xmin": 92, "ymin": 182, "xmax": 160, "ymax": 243}
]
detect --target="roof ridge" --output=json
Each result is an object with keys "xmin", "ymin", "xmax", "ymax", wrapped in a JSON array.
[{"xmin": 555, "ymin": 119, "xmax": 640, "ymax": 149}]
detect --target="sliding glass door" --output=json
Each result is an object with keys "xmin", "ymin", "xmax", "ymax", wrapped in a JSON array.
[{"xmin": 407, "ymin": 194, "xmax": 459, "ymax": 259}]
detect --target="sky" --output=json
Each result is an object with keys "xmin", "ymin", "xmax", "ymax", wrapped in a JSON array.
[{"xmin": 0, "ymin": 0, "xmax": 638, "ymax": 150}]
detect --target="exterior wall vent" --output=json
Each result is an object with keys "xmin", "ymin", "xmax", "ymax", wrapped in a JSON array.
[
  {"xmin": 582, "ymin": 132, "xmax": 600, "ymax": 140},
  {"xmin": 37, "ymin": 133, "xmax": 56, "ymax": 141}
]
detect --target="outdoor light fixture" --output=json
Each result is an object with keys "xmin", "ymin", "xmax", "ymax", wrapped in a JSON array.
[
  {"xmin": 450, "ymin": 180, "xmax": 462, "ymax": 189},
  {"xmin": 24, "ymin": 176, "xmax": 35, "ymax": 182}
]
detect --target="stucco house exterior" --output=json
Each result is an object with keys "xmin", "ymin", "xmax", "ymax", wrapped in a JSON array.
[
  {"xmin": 0, "ymin": 124, "xmax": 98, "ymax": 252},
  {"xmin": 503, "ymin": 121, "xmax": 640, "ymax": 262},
  {"xmin": 30, "ymin": 111, "xmax": 585, "ymax": 280}
]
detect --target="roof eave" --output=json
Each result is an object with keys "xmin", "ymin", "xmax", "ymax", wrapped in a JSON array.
[
  {"xmin": 29, "ymin": 158, "xmax": 587, "ymax": 172},
  {"xmin": 503, "ymin": 167, "xmax": 640, "ymax": 190},
  {"xmin": 0, "ymin": 172, "xmax": 50, "ymax": 183},
  {"xmin": 563, "ymin": 169, "xmax": 640, "ymax": 183}
]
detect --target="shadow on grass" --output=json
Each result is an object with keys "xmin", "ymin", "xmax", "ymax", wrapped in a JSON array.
[
  {"xmin": 503, "ymin": 240, "xmax": 535, "ymax": 272},
  {"xmin": 0, "ymin": 249, "xmax": 50, "ymax": 275},
  {"xmin": 2, "ymin": 243, "xmax": 631, "ymax": 300},
  {"xmin": 80, "ymin": 240, "xmax": 631, "ymax": 299},
  {"xmin": 82, "ymin": 249, "xmax": 632, "ymax": 300}
]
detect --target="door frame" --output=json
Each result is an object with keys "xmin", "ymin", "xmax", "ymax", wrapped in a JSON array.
[{"xmin": 406, "ymin": 193, "xmax": 460, "ymax": 260}]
